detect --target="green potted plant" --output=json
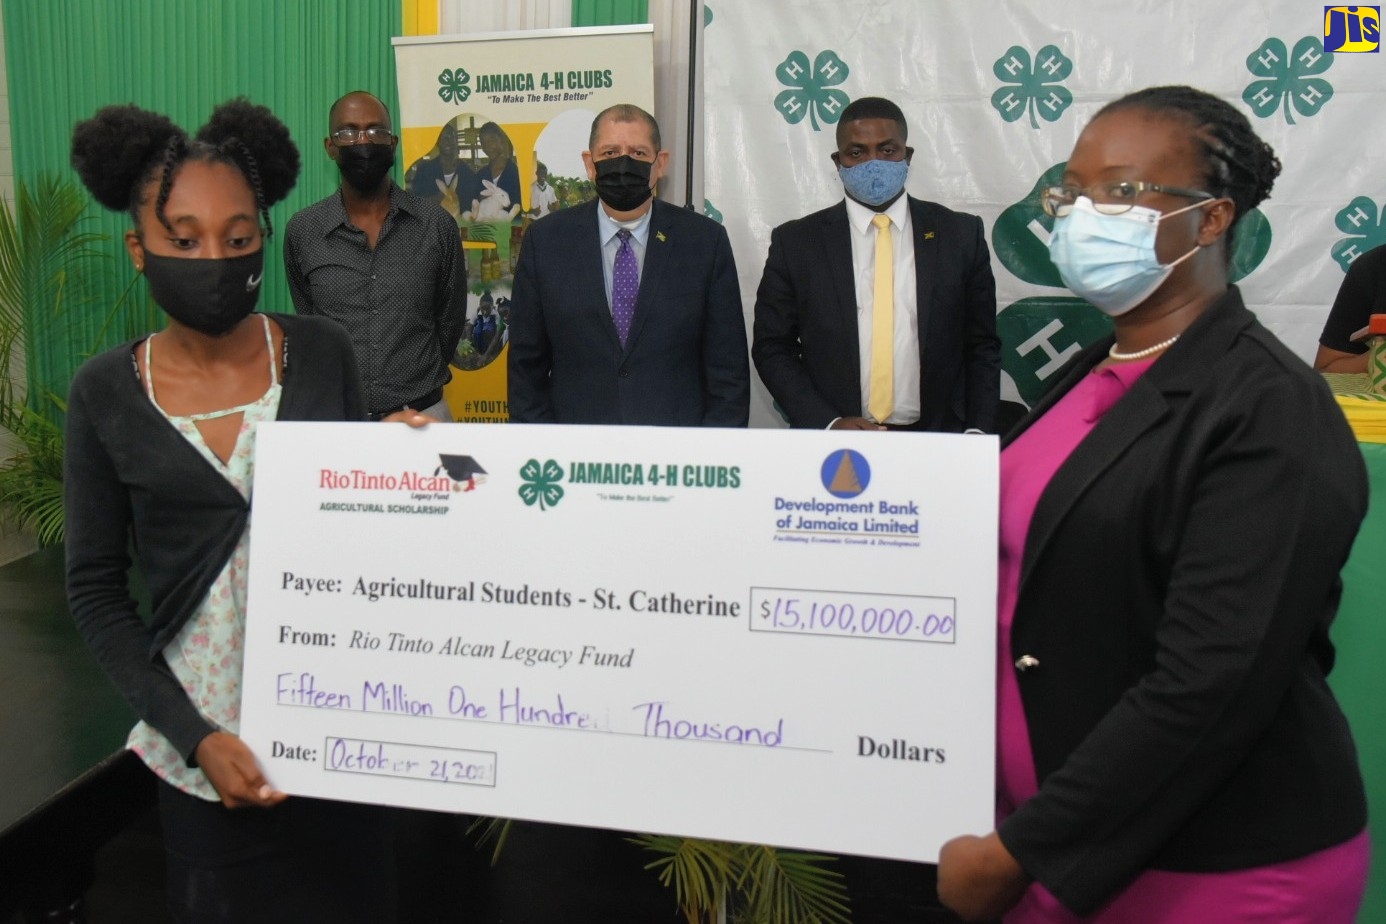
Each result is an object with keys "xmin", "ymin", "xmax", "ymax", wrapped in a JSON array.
[
  {"xmin": 633, "ymin": 835, "xmax": 850, "ymax": 924},
  {"xmin": 471, "ymin": 818, "xmax": 850, "ymax": 922},
  {"xmin": 0, "ymin": 175, "xmax": 139, "ymax": 546}
]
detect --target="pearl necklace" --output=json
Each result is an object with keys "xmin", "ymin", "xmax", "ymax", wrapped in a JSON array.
[{"xmin": 1108, "ymin": 334, "xmax": 1179, "ymax": 362}]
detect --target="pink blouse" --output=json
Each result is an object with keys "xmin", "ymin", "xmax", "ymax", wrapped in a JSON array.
[{"xmin": 997, "ymin": 358, "xmax": 1368, "ymax": 923}]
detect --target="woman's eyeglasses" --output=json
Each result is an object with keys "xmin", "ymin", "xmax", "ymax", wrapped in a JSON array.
[{"xmin": 1042, "ymin": 180, "xmax": 1213, "ymax": 217}]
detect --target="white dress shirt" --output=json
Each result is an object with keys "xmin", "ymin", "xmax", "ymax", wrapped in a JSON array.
[{"xmin": 845, "ymin": 194, "xmax": 921, "ymax": 425}]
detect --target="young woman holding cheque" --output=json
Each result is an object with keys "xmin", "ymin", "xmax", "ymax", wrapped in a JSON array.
[{"xmin": 65, "ymin": 100, "xmax": 398, "ymax": 922}]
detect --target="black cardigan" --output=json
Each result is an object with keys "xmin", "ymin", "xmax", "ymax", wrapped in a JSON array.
[
  {"xmin": 64, "ymin": 313, "xmax": 366, "ymax": 762},
  {"xmin": 997, "ymin": 288, "xmax": 1368, "ymax": 914}
]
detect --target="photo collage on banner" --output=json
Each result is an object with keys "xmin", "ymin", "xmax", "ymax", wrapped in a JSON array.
[
  {"xmin": 701, "ymin": 1, "xmax": 1386, "ymax": 425},
  {"xmin": 393, "ymin": 26, "xmax": 655, "ymax": 422}
]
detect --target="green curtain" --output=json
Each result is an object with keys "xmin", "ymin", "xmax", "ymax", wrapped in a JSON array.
[
  {"xmin": 2, "ymin": 0, "xmax": 402, "ymax": 414},
  {"xmin": 571, "ymin": 0, "xmax": 649, "ymax": 26},
  {"xmin": 1329, "ymin": 440, "xmax": 1386, "ymax": 923}
]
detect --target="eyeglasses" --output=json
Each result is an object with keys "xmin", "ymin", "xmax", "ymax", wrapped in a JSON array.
[
  {"xmin": 330, "ymin": 127, "xmax": 394, "ymax": 146},
  {"xmin": 1041, "ymin": 180, "xmax": 1213, "ymax": 217}
]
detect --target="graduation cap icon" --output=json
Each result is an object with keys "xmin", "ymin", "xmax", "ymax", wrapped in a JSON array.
[{"xmin": 436, "ymin": 454, "xmax": 488, "ymax": 491}]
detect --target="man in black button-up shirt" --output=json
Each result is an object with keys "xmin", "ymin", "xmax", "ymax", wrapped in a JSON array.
[{"xmin": 285, "ymin": 91, "xmax": 466, "ymax": 421}]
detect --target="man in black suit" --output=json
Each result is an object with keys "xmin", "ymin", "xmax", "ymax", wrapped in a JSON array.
[
  {"xmin": 508, "ymin": 104, "xmax": 749, "ymax": 426},
  {"xmin": 752, "ymin": 96, "xmax": 999, "ymax": 433}
]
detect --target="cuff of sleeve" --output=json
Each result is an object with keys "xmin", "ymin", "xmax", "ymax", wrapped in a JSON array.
[{"xmin": 151, "ymin": 701, "xmax": 218, "ymax": 767}]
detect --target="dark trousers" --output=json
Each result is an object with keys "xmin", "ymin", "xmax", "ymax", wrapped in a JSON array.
[{"xmin": 157, "ymin": 780, "xmax": 395, "ymax": 923}]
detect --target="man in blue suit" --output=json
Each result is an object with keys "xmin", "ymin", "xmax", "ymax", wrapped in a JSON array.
[
  {"xmin": 752, "ymin": 96, "xmax": 999, "ymax": 433},
  {"xmin": 508, "ymin": 104, "xmax": 749, "ymax": 426}
]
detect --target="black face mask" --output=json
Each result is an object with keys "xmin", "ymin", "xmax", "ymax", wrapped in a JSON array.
[
  {"xmin": 336, "ymin": 143, "xmax": 396, "ymax": 193},
  {"xmin": 142, "ymin": 250, "xmax": 264, "ymax": 337},
  {"xmin": 593, "ymin": 155, "xmax": 654, "ymax": 212}
]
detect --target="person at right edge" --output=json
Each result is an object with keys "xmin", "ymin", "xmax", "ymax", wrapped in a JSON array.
[
  {"xmin": 1315, "ymin": 242, "xmax": 1386, "ymax": 373},
  {"xmin": 937, "ymin": 85, "xmax": 1369, "ymax": 922}
]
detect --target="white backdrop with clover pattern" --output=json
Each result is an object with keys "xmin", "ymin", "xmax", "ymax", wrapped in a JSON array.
[{"xmin": 699, "ymin": 1, "xmax": 1386, "ymax": 423}]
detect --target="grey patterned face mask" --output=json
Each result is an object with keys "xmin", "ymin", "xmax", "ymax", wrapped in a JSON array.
[{"xmin": 142, "ymin": 250, "xmax": 264, "ymax": 337}]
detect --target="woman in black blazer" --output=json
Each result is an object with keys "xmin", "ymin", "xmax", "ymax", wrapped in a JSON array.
[{"xmin": 938, "ymin": 86, "xmax": 1370, "ymax": 922}]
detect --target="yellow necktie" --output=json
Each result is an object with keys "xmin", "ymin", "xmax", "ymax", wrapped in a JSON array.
[{"xmin": 868, "ymin": 213, "xmax": 894, "ymax": 424}]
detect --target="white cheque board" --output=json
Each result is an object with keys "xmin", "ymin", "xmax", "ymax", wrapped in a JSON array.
[{"xmin": 240, "ymin": 423, "xmax": 997, "ymax": 863}]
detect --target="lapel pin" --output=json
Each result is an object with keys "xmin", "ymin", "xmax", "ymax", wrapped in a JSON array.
[
  {"xmin": 923, "ymin": 231, "xmax": 936, "ymax": 240},
  {"xmin": 656, "ymin": 231, "xmax": 667, "ymax": 242}
]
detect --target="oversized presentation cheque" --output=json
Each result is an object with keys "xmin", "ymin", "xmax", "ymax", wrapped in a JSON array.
[{"xmin": 241, "ymin": 423, "xmax": 997, "ymax": 863}]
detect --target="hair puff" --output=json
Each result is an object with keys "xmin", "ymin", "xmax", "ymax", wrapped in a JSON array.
[
  {"xmin": 70, "ymin": 104, "xmax": 184, "ymax": 212},
  {"xmin": 196, "ymin": 97, "xmax": 300, "ymax": 206}
]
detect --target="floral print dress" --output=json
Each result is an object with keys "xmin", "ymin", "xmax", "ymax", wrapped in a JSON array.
[{"xmin": 127, "ymin": 315, "xmax": 282, "ymax": 800}]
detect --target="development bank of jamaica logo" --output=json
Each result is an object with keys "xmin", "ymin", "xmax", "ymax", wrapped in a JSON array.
[
  {"xmin": 774, "ymin": 50, "xmax": 850, "ymax": 131},
  {"xmin": 821, "ymin": 450, "xmax": 870, "ymax": 499},
  {"xmin": 1324, "ymin": 6, "xmax": 1380, "ymax": 52},
  {"xmin": 518, "ymin": 458, "xmax": 564, "ymax": 510},
  {"xmin": 1331, "ymin": 197, "xmax": 1386, "ymax": 270},
  {"xmin": 990, "ymin": 44, "xmax": 1073, "ymax": 129},
  {"xmin": 1243, "ymin": 36, "xmax": 1333, "ymax": 123},
  {"xmin": 991, "ymin": 164, "xmax": 1272, "ymax": 405},
  {"xmin": 438, "ymin": 67, "xmax": 472, "ymax": 105}
]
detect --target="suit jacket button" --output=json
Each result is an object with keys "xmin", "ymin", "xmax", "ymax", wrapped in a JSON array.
[
  {"xmin": 618, "ymin": 369, "xmax": 630, "ymax": 378},
  {"xmin": 1014, "ymin": 655, "xmax": 1040, "ymax": 672}
]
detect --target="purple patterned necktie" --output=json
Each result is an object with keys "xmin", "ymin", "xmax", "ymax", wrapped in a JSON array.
[{"xmin": 612, "ymin": 228, "xmax": 638, "ymax": 346}]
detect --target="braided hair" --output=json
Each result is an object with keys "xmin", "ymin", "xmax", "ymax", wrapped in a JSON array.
[
  {"xmin": 1096, "ymin": 86, "xmax": 1281, "ymax": 258},
  {"xmin": 71, "ymin": 98, "xmax": 299, "ymax": 238}
]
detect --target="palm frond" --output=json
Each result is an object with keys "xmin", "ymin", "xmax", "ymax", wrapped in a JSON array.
[
  {"xmin": 0, "ymin": 174, "xmax": 117, "ymax": 544},
  {"xmin": 633, "ymin": 835, "xmax": 739, "ymax": 924},
  {"xmin": 465, "ymin": 816, "xmax": 515, "ymax": 866},
  {"xmin": 0, "ymin": 176, "xmax": 103, "ymax": 337},
  {"xmin": 734, "ymin": 846, "xmax": 850, "ymax": 924},
  {"xmin": 633, "ymin": 835, "xmax": 853, "ymax": 924},
  {"xmin": 0, "ymin": 401, "xmax": 67, "ymax": 546}
]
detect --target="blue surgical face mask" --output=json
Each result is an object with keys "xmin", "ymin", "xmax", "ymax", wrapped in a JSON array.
[
  {"xmin": 1048, "ymin": 197, "xmax": 1206, "ymax": 316},
  {"xmin": 838, "ymin": 158, "xmax": 910, "ymax": 207}
]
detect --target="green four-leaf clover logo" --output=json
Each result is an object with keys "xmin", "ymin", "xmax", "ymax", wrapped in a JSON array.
[
  {"xmin": 774, "ymin": 50, "xmax": 850, "ymax": 131},
  {"xmin": 991, "ymin": 45, "xmax": 1074, "ymax": 129},
  {"xmin": 438, "ymin": 68, "xmax": 471, "ymax": 105},
  {"xmin": 1242, "ymin": 37, "xmax": 1333, "ymax": 124},
  {"xmin": 518, "ymin": 458, "xmax": 564, "ymax": 510},
  {"xmin": 1330, "ymin": 197, "xmax": 1386, "ymax": 271}
]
